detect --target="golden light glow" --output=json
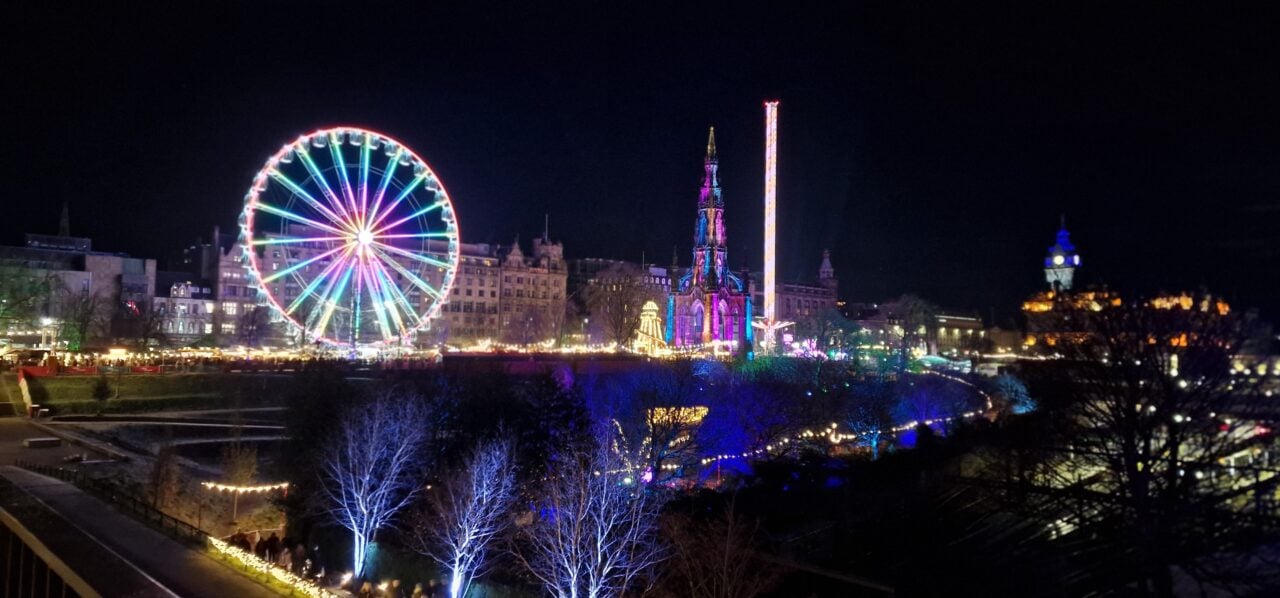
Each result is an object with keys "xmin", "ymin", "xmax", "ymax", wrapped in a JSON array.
[
  {"xmin": 648, "ymin": 406, "xmax": 709, "ymax": 426},
  {"xmin": 208, "ymin": 537, "xmax": 335, "ymax": 597},
  {"xmin": 201, "ymin": 481, "xmax": 290, "ymax": 494}
]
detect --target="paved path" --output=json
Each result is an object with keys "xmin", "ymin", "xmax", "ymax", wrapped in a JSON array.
[
  {"xmin": 0, "ymin": 418, "xmax": 105, "ymax": 466},
  {"xmin": 0, "ymin": 466, "xmax": 277, "ymax": 598}
]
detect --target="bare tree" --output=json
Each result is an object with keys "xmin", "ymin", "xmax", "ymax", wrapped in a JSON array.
[
  {"xmin": 886, "ymin": 294, "xmax": 938, "ymax": 372},
  {"xmin": 58, "ymin": 289, "xmax": 109, "ymax": 350},
  {"xmin": 515, "ymin": 427, "xmax": 667, "ymax": 598},
  {"xmin": 119, "ymin": 299, "xmax": 167, "ymax": 348},
  {"xmin": 220, "ymin": 441, "xmax": 258, "ymax": 521},
  {"xmin": 410, "ymin": 439, "xmax": 516, "ymax": 598},
  {"xmin": 585, "ymin": 262, "xmax": 652, "ymax": 346},
  {"xmin": 1001, "ymin": 293, "xmax": 1279, "ymax": 594},
  {"xmin": 659, "ymin": 500, "xmax": 780, "ymax": 598},
  {"xmin": 238, "ymin": 305, "xmax": 274, "ymax": 347},
  {"xmin": 843, "ymin": 381, "xmax": 896, "ymax": 460},
  {"xmin": 794, "ymin": 305, "xmax": 855, "ymax": 354},
  {"xmin": 151, "ymin": 443, "xmax": 181, "ymax": 510},
  {"xmin": 0, "ymin": 266, "xmax": 54, "ymax": 327},
  {"xmin": 320, "ymin": 391, "xmax": 431, "ymax": 577}
]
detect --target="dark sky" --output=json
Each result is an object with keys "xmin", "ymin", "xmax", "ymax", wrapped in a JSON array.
[{"xmin": 8, "ymin": 3, "xmax": 1279, "ymax": 324}]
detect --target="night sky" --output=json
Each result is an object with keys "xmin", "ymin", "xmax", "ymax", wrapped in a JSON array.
[{"xmin": 9, "ymin": 3, "xmax": 1279, "ymax": 324}]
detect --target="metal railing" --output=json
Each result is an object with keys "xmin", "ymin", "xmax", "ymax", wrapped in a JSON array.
[{"xmin": 13, "ymin": 462, "xmax": 207, "ymax": 545}]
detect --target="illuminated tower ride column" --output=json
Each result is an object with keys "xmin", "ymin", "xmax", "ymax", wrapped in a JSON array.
[
  {"xmin": 763, "ymin": 101, "xmax": 778, "ymax": 326},
  {"xmin": 753, "ymin": 100, "xmax": 792, "ymax": 355}
]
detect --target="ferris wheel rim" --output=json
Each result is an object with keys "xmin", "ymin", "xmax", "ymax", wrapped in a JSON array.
[{"xmin": 239, "ymin": 125, "xmax": 461, "ymax": 348}]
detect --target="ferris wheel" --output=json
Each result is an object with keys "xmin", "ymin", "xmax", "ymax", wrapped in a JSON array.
[{"xmin": 239, "ymin": 127, "xmax": 460, "ymax": 347}]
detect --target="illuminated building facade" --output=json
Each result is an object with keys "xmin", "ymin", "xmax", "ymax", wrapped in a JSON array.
[
  {"xmin": 668, "ymin": 128, "xmax": 752, "ymax": 348},
  {"xmin": 179, "ymin": 227, "xmax": 258, "ymax": 341},
  {"xmin": 768, "ymin": 250, "xmax": 839, "ymax": 322},
  {"xmin": 178, "ymin": 226, "xmax": 566, "ymax": 347},
  {"xmin": 256, "ymin": 233, "xmax": 565, "ymax": 347},
  {"xmin": 0, "ymin": 209, "xmax": 157, "ymax": 346},
  {"xmin": 152, "ymin": 276, "xmax": 215, "ymax": 342}
]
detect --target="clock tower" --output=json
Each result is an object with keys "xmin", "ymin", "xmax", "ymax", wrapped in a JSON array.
[{"xmin": 1044, "ymin": 216, "xmax": 1080, "ymax": 291}]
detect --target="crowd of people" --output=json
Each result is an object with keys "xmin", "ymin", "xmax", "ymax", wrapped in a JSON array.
[
  {"xmin": 355, "ymin": 579, "xmax": 446, "ymax": 598},
  {"xmin": 225, "ymin": 530, "xmax": 319, "ymax": 579}
]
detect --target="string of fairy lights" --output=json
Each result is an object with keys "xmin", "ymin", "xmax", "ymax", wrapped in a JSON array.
[
  {"xmin": 697, "ymin": 409, "xmax": 986, "ymax": 466},
  {"xmin": 208, "ymin": 537, "xmax": 335, "ymax": 597},
  {"xmin": 201, "ymin": 481, "xmax": 290, "ymax": 494}
]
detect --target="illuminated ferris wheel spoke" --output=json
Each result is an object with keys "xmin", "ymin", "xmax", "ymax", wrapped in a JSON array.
[
  {"xmin": 358, "ymin": 134, "xmax": 373, "ymax": 224},
  {"xmin": 291, "ymin": 248, "xmax": 355, "ymax": 317},
  {"xmin": 375, "ymin": 232, "xmax": 451, "ymax": 241},
  {"xmin": 327, "ymin": 132, "xmax": 361, "ymax": 224},
  {"xmin": 373, "ymin": 248, "xmax": 443, "ymax": 300},
  {"xmin": 373, "ymin": 242, "xmax": 453, "ymax": 271},
  {"xmin": 250, "ymin": 235, "xmax": 349, "ymax": 246},
  {"xmin": 373, "ymin": 200, "xmax": 446, "ymax": 236},
  {"xmin": 261, "ymin": 243, "xmax": 351, "ymax": 284},
  {"xmin": 296, "ymin": 148, "xmax": 355, "ymax": 224},
  {"xmin": 366, "ymin": 148, "xmax": 403, "ymax": 230},
  {"xmin": 267, "ymin": 169, "xmax": 350, "ymax": 229},
  {"xmin": 255, "ymin": 202, "xmax": 349, "ymax": 237},
  {"xmin": 367, "ymin": 172, "xmax": 430, "ymax": 232},
  {"xmin": 372, "ymin": 264, "xmax": 410, "ymax": 338},
  {"xmin": 286, "ymin": 249, "xmax": 352, "ymax": 316},
  {"xmin": 368, "ymin": 257, "xmax": 420, "ymax": 330},
  {"xmin": 366, "ymin": 267, "xmax": 401, "ymax": 336},
  {"xmin": 359, "ymin": 256, "xmax": 396, "ymax": 340},
  {"xmin": 313, "ymin": 262, "xmax": 356, "ymax": 340}
]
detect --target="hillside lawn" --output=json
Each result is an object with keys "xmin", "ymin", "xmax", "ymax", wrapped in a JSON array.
[{"xmin": 23, "ymin": 373, "xmax": 299, "ymax": 415}]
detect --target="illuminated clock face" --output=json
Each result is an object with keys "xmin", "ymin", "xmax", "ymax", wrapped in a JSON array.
[{"xmin": 1053, "ymin": 255, "xmax": 1065, "ymax": 266}]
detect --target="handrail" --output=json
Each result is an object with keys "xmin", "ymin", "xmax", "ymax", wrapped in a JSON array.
[{"xmin": 13, "ymin": 461, "xmax": 207, "ymax": 544}]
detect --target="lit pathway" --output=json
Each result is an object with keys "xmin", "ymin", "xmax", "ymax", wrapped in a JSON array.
[{"xmin": 0, "ymin": 466, "xmax": 277, "ymax": 598}]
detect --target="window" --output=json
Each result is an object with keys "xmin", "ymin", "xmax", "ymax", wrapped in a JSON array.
[
  {"xmin": 490, "ymin": 291, "xmax": 496, "ymax": 298},
  {"xmin": 221, "ymin": 323, "xmax": 236, "ymax": 334},
  {"xmin": 204, "ymin": 323, "xmax": 213, "ymax": 334},
  {"xmin": 223, "ymin": 302, "xmax": 239, "ymax": 316}
]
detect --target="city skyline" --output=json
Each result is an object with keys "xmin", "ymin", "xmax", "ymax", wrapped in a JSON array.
[{"xmin": 9, "ymin": 4, "xmax": 1279, "ymax": 324}]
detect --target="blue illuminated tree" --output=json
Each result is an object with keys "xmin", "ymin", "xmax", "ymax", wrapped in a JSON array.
[
  {"xmin": 515, "ymin": 426, "xmax": 667, "ymax": 598},
  {"xmin": 319, "ymin": 390, "xmax": 430, "ymax": 577},
  {"xmin": 411, "ymin": 438, "xmax": 515, "ymax": 598}
]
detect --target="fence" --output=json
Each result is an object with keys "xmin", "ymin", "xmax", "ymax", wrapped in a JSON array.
[{"xmin": 12, "ymin": 462, "xmax": 207, "ymax": 545}]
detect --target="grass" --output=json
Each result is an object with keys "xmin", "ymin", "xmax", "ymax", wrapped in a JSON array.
[{"xmin": 25, "ymin": 373, "xmax": 297, "ymax": 414}]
